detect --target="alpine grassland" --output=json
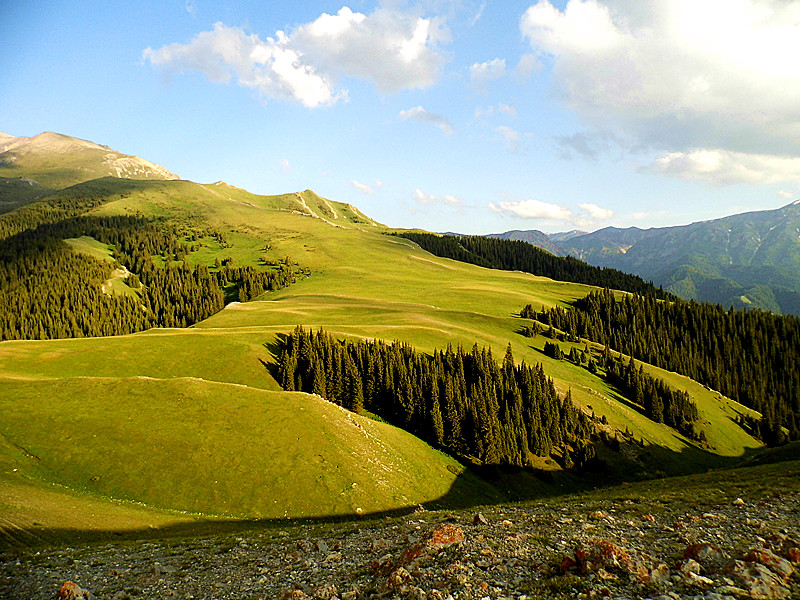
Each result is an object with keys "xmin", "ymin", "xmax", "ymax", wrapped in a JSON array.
[{"xmin": 0, "ymin": 141, "xmax": 778, "ymax": 545}]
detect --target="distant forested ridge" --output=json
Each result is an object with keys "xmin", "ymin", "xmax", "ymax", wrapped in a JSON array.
[
  {"xmin": 278, "ymin": 327, "xmax": 596, "ymax": 468},
  {"xmin": 529, "ymin": 289, "xmax": 800, "ymax": 442},
  {"xmin": 0, "ymin": 215, "xmax": 296, "ymax": 340},
  {"xmin": 395, "ymin": 231, "xmax": 670, "ymax": 298}
]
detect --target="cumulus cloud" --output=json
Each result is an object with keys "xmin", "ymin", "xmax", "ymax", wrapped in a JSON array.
[
  {"xmin": 489, "ymin": 195, "xmax": 614, "ymax": 226},
  {"xmin": 488, "ymin": 198, "xmax": 572, "ymax": 220},
  {"xmin": 399, "ymin": 106, "xmax": 454, "ymax": 135},
  {"xmin": 469, "ymin": 58, "xmax": 506, "ymax": 89},
  {"xmin": 578, "ymin": 202, "xmax": 614, "ymax": 220},
  {"xmin": 778, "ymin": 190, "xmax": 797, "ymax": 200},
  {"xmin": 515, "ymin": 53, "xmax": 541, "ymax": 78},
  {"xmin": 143, "ymin": 6, "xmax": 449, "ymax": 107},
  {"xmin": 521, "ymin": 0, "xmax": 800, "ymax": 184},
  {"xmin": 414, "ymin": 189, "xmax": 460, "ymax": 205},
  {"xmin": 650, "ymin": 149, "xmax": 800, "ymax": 186}
]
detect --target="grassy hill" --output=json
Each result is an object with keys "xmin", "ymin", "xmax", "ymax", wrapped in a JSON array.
[
  {"xmin": 0, "ymin": 377, "xmax": 499, "ymax": 520},
  {"xmin": 0, "ymin": 133, "xmax": 770, "ymax": 543}
]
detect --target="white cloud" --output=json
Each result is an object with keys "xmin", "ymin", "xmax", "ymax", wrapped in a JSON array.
[
  {"xmin": 779, "ymin": 190, "xmax": 797, "ymax": 200},
  {"xmin": 142, "ymin": 23, "xmax": 340, "ymax": 108},
  {"xmin": 185, "ymin": 0, "xmax": 197, "ymax": 16},
  {"xmin": 351, "ymin": 179, "xmax": 382, "ymax": 194},
  {"xmin": 521, "ymin": 0, "xmax": 800, "ymax": 183},
  {"xmin": 578, "ymin": 202, "xmax": 614, "ymax": 220},
  {"xmin": 488, "ymin": 198, "xmax": 572, "ymax": 220},
  {"xmin": 650, "ymin": 149, "xmax": 800, "ymax": 186},
  {"xmin": 515, "ymin": 53, "xmax": 541, "ymax": 78},
  {"xmin": 496, "ymin": 126, "xmax": 523, "ymax": 153},
  {"xmin": 414, "ymin": 188, "xmax": 460, "ymax": 205},
  {"xmin": 352, "ymin": 180, "xmax": 374, "ymax": 194},
  {"xmin": 399, "ymin": 106, "xmax": 454, "ymax": 135},
  {"xmin": 143, "ymin": 6, "xmax": 449, "ymax": 107},
  {"xmin": 469, "ymin": 58, "xmax": 506, "ymax": 88},
  {"xmin": 279, "ymin": 158, "xmax": 291, "ymax": 171},
  {"xmin": 556, "ymin": 131, "xmax": 615, "ymax": 160},
  {"xmin": 488, "ymin": 195, "xmax": 614, "ymax": 226},
  {"xmin": 474, "ymin": 104, "xmax": 517, "ymax": 119},
  {"xmin": 292, "ymin": 6, "xmax": 449, "ymax": 93},
  {"xmin": 471, "ymin": 2, "xmax": 487, "ymax": 26},
  {"xmin": 629, "ymin": 210, "xmax": 669, "ymax": 222}
]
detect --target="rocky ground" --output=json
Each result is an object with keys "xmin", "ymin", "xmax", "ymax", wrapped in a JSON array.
[{"xmin": 1, "ymin": 490, "xmax": 798, "ymax": 600}]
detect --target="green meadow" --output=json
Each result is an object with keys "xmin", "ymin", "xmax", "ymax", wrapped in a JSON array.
[{"xmin": 0, "ymin": 178, "xmax": 766, "ymax": 544}]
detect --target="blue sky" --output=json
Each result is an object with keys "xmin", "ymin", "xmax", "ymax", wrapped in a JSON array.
[{"xmin": 3, "ymin": 0, "xmax": 800, "ymax": 234}]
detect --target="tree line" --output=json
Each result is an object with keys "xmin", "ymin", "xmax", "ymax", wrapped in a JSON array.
[
  {"xmin": 395, "ymin": 231, "xmax": 670, "ymax": 298},
  {"xmin": 0, "ymin": 215, "xmax": 295, "ymax": 340},
  {"xmin": 278, "ymin": 326, "xmax": 596, "ymax": 468},
  {"xmin": 527, "ymin": 289, "xmax": 800, "ymax": 443},
  {"xmin": 605, "ymin": 354, "xmax": 699, "ymax": 438},
  {"xmin": 541, "ymin": 335, "xmax": 699, "ymax": 438}
]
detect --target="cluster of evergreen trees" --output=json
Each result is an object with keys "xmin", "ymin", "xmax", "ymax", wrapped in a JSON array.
[
  {"xmin": 395, "ymin": 232, "xmax": 670, "ymax": 298},
  {"xmin": 0, "ymin": 178, "xmax": 136, "ymax": 240},
  {"xmin": 528, "ymin": 289, "xmax": 800, "ymax": 442},
  {"xmin": 605, "ymin": 355, "xmax": 699, "ymax": 438},
  {"xmin": 0, "ymin": 215, "xmax": 296, "ymax": 340},
  {"xmin": 214, "ymin": 262, "xmax": 295, "ymax": 303},
  {"xmin": 278, "ymin": 326, "xmax": 595, "ymax": 468},
  {"xmin": 540, "ymin": 337, "xmax": 697, "ymax": 435}
]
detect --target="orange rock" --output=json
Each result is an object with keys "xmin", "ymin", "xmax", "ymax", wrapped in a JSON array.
[
  {"xmin": 56, "ymin": 582, "xmax": 91, "ymax": 600},
  {"xmin": 427, "ymin": 523, "xmax": 465, "ymax": 549}
]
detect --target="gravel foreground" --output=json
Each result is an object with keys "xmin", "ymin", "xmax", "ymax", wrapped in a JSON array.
[{"xmin": 2, "ymin": 491, "xmax": 798, "ymax": 600}]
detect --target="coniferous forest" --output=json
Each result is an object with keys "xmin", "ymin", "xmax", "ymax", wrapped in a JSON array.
[
  {"xmin": 278, "ymin": 326, "xmax": 597, "ymax": 468},
  {"xmin": 0, "ymin": 214, "xmax": 296, "ymax": 340},
  {"xmin": 527, "ymin": 289, "xmax": 800, "ymax": 442},
  {"xmin": 395, "ymin": 231, "xmax": 670, "ymax": 298},
  {"xmin": 604, "ymin": 355, "xmax": 699, "ymax": 438}
]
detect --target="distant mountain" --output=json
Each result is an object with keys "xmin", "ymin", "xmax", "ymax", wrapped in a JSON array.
[
  {"xmin": 487, "ymin": 229, "xmax": 562, "ymax": 255},
  {"xmin": 0, "ymin": 132, "xmax": 179, "ymax": 207},
  {"xmin": 559, "ymin": 202, "xmax": 800, "ymax": 315},
  {"xmin": 548, "ymin": 229, "xmax": 588, "ymax": 243}
]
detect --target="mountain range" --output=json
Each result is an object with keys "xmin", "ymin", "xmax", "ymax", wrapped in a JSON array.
[{"xmin": 491, "ymin": 203, "xmax": 800, "ymax": 315}]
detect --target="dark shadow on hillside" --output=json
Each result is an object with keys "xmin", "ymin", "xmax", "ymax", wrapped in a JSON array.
[
  {"xmin": 3, "ymin": 440, "xmax": 791, "ymax": 552},
  {"xmin": 260, "ymin": 335, "xmax": 286, "ymax": 383}
]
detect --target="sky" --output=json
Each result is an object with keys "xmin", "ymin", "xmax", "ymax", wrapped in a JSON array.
[{"xmin": 2, "ymin": 0, "xmax": 800, "ymax": 234}]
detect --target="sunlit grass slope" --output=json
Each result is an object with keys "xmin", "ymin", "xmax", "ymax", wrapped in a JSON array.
[
  {"xmin": 0, "ymin": 377, "xmax": 497, "ymax": 520},
  {"xmin": 0, "ymin": 177, "xmax": 764, "ymax": 537}
]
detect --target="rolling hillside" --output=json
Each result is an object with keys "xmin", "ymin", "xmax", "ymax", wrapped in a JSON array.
[{"xmin": 0, "ymin": 132, "xmax": 772, "ymax": 543}]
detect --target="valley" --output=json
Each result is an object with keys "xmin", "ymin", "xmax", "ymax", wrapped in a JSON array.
[{"xmin": 0, "ymin": 133, "xmax": 798, "ymax": 599}]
